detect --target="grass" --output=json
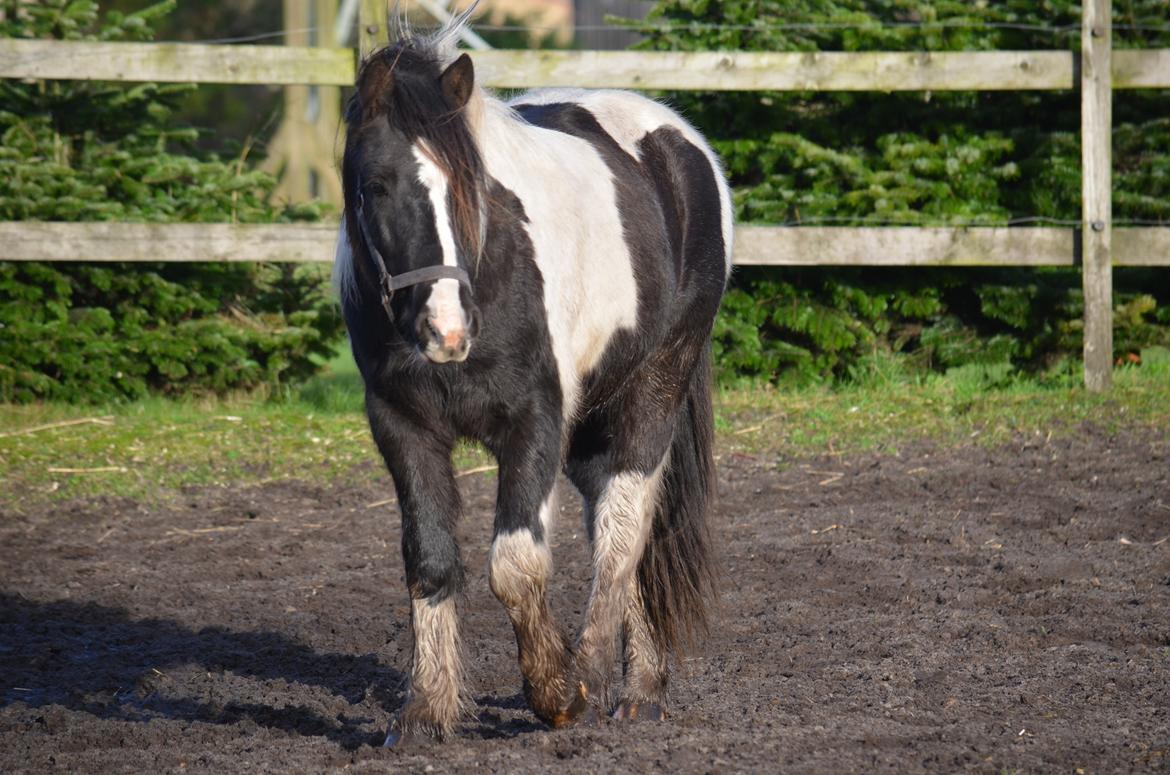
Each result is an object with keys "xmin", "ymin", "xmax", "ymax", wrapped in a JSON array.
[
  {"xmin": 717, "ymin": 347, "xmax": 1170, "ymax": 459},
  {"xmin": 2, "ymin": 348, "xmax": 1168, "ymax": 510}
]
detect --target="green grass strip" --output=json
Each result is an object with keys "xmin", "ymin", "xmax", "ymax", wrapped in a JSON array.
[{"xmin": 2, "ymin": 349, "xmax": 1167, "ymax": 510}]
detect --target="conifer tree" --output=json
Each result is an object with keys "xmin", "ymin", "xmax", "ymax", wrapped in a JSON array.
[
  {"xmin": 0, "ymin": 1, "xmax": 342, "ymax": 402},
  {"xmin": 632, "ymin": 0, "xmax": 1170, "ymax": 383}
]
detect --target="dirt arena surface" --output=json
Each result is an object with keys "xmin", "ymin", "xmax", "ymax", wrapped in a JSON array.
[{"xmin": 2, "ymin": 425, "xmax": 1168, "ymax": 773}]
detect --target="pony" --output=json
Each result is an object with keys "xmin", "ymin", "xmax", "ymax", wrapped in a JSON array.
[{"xmin": 334, "ymin": 15, "xmax": 733, "ymax": 745}]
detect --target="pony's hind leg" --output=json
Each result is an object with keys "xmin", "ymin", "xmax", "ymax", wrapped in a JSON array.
[
  {"xmin": 564, "ymin": 349, "xmax": 718, "ymax": 724},
  {"xmin": 568, "ymin": 456, "xmax": 668, "ymax": 720},
  {"xmin": 487, "ymin": 406, "xmax": 572, "ymax": 726},
  {"xmin": 613, "ymin": 577, "xmax": 670, "ymax": 720}
]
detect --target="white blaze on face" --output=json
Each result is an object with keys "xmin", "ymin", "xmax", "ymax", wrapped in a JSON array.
[{"xmin": 412, "ymin": 144, "xmax": 466, "ymax": 349}]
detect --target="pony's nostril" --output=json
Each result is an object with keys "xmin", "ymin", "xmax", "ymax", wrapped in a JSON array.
[{"xmin": 442, "ymin": 329, "xmax": 466, "ymax": 352}]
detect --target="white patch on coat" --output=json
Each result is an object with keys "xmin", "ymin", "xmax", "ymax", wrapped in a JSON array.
[
  {"xmin": 538, "ymin": 490, "xmax": 557, "ymax": 541},
  {"xmin": 514, "ymin": 88, "xmax": 734, "ymax": 274},
  {"xmin": 473, "ymin": 98, "xmax": 639, "ymax": 422},
  {"xmin": 412, "ymin": 144, "xmax": 466, "ymax": 346}
]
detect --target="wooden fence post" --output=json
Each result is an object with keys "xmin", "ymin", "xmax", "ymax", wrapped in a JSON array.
[
  {"xmin": 264, "ymin": 0, "xmax": 343, "ymax": 206},
  {"xmin": 359, "ymin": 0, "xmax": 384, "ymax": 59},
  {"xmin": 1082, "ymin": 0, "xmax": 1113, "ymax": 391}
]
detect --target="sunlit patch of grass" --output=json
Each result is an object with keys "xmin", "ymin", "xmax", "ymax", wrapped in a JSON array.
[
  {"xmin": 716, "ymin": 346, "xmax": 1170, "ymax": 461},
  {"xmin": 0, "ymin": 351, "xmax": 492, "ymax": 510},
  {"xmin": 2, "ymin": 348, "xmax": 1167, "ymax": 510}
]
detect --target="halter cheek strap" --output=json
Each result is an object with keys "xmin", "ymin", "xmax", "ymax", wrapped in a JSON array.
[{"xmin": 354, "ymin": 185, "xmax": 472, "ymax": 322}]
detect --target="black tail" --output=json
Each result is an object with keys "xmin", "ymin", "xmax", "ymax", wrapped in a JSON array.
[{"xmin": 636, "ymin": 346, "xmax": 717, "ymax": 656}]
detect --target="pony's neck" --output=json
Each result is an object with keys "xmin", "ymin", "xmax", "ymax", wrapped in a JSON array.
[
  {"xmin": 462, "ymin": 86, "xmax": 494, "ymax": 151},
  {"xmin": 463, "ymin": 85, "xmax": 548, "ymax": 184}
]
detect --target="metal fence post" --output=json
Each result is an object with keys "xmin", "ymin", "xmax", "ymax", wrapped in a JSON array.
[{"xmin": 1082, "ymin": 0, "xmax": 1114, "ymax": 391}]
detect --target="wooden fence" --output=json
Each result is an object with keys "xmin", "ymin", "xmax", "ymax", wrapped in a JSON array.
[{"xmin": 1, "ymin": 0, "xmax": 1168, "ymax": 390}]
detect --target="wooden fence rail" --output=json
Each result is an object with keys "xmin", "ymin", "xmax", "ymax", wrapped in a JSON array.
[
  {"xmin": 3, "ymin": 221, "xmax": 1169, "ymax": 268},
  {"xmin": 2, "ymin": 0, "xmax": 1169, "ymax": 389},
  {"xmin": 3, "ymin": 38, "xmax": 1170, "ymax": 90}
]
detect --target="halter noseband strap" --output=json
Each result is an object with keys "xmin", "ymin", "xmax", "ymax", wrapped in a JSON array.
[{"xmin": 354, "ymin": 184, "xmax": 472, "ymax": 321}]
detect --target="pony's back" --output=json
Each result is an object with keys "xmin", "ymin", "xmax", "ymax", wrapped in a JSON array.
[{"xmin": 510, "ymin": 87, "xmax": 734, "ymax": 276}]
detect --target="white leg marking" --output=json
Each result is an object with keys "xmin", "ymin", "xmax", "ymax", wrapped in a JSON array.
[
  {"xmin": 622, "ymin": 574, "xmax": 670, "ymax": 703},
  {"xmin": 489, "ymin": 529, "xmax": 553, "ymax": 608},
  {"xmin": 591, "ymin": 463, "xmax": 665, "ymax": 588},
  {"xmin": 489, "ymin": 526, "xmax": 569, "ymax": 718},
  {"xmin": 577, "ymin": 458, "xmax": 667, "ymax": 696},
  {"xmin": 394, "ymin": 595, "xmax": 465, "ymax": 739}
]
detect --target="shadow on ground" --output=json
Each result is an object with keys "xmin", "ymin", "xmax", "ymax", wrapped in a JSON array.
[{"xmin": 0, "ymin": 595, "xmax": 397, "ymax": 749}]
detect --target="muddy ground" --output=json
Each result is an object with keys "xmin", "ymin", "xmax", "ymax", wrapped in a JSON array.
[{"xmin": 1, "ymin": 426, "xmax": 1168, "ymax": 773}]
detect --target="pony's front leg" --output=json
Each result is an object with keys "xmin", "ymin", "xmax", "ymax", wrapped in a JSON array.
[
  {"xmin": 366, "ymin": 392, "xmax": 466, "ymax": 745},
  {"xmin": 486, "ymin": 408, "xmax": 572, "ymax": 726}
]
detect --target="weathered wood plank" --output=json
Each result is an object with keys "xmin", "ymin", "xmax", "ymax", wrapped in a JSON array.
[
  {"xmin": 0, "ymin": 38, "xmax": 354, "ymax": 86},
  {"xmin": 472, "ymin": 49, "xmax": 1073, "ymax": 91},
  {"xmin": 2, "ymin": 222, "xmax": 1167, "ymax": 266},
  {"xmin": 1082, "ymin": 0, "xmax": 1114, "ymax": 392},
  {"xmin": 734, "ymin": 226, "xmax": 1169, "ymax": 266},
  {"xmin": 0, "ymin": 222, "xmax": 340, "ymax": 263},
  {"xmin": 1113, "ymin": 48, "xmax": 1170, "ymax": 89},
  {"xmin": 359, "ymin": 0, "xmax": 384, "ymax": 60},
  {"xmin": 0, "ymin": 39, "xmax": 1073, "ymax": 91},
  {"xmin": 4, "ymin": 37, "xmax": 1168, "ymax": 93},
  {"xmin": 733, "ymin": 226, "xmax": 1075, "ymax": 266},
  {"xmin": 1114, "ymin": 227, "xmax": 1170, "ymax": 266}
]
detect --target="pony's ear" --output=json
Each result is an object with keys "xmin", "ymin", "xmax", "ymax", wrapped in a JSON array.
[{"xmin": 439, "ymin": 53, "xmax": 475, "ymax": 109}]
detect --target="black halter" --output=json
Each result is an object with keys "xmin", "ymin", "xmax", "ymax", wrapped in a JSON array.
[{"xmin": 354, "ymin": 183, "xmax": 472, "ymax": 322}]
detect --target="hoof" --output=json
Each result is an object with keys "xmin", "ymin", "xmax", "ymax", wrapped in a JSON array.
[
  {"xmin": 547, "ymin": 682, "xmax": 600, "ymax": 728},
  {"xmin": 383, "ymin": 724, "xmax": 441, "ymax": 748},
  {"xmin": 611, "ymin": 701, "xmax": 666, "ymax": 722},
  {"xmin": 383, "ymin": 728, "xmax": 409, "ymax": 748}
]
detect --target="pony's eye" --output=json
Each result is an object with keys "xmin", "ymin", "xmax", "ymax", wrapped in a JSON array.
[{"xmin": 366, "ymin": 181, "xmax": 389, "ymax": 198}]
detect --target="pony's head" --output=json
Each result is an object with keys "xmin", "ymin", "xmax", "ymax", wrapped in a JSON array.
[{"xmin": 341, "ymin": 35, "xmax": 484, "ymax": 364}]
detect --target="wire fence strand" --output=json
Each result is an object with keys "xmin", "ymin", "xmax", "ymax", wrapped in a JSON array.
[{"xmin": 132, "ymin": 21, "xmax": 1170, "ymax": 46}]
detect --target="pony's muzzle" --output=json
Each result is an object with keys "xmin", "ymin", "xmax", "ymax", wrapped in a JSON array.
[{"xmin": 416, "ymin": 285, "xmax": 480, "ymax": 364}]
